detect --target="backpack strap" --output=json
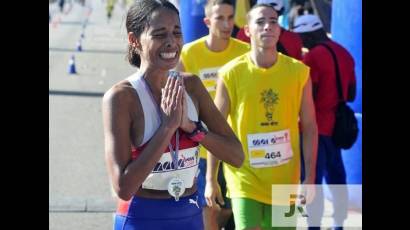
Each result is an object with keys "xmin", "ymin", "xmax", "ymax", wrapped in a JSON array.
[
  {"xmin": 277, "ymin": 28, "xmax": 288, "ymax": 55},
  {"xmin": 318, "ymin": 42, "xmax": 344, "ymax": 103}
]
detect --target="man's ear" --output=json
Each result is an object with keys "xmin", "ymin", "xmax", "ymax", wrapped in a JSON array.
[
  {"xmin": 244, "ymin": 24, "xmax": 250, "ymax": 38},
  {"xmin": 203, "ymin": 17, "xmax": 211, "ymax": 29}
]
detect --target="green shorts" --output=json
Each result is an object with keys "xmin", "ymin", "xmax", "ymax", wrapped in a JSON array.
[{"xmin": 231, "ymin": 197, "xmax": 296, "ymax": 230}]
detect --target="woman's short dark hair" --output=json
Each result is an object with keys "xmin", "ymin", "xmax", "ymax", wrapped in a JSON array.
[{"xmin": 126, "ymin": 0, "xmax": 179, "ymax": 67}]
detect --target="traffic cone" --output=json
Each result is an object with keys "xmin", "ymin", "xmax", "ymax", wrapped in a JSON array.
[
  {"xmin": 68, "ymin": 55, "xmax": 77, "ymax": 74},
  {"xmin": 76, "ymin": 40, "xmax": 82, "ymax": 52}
]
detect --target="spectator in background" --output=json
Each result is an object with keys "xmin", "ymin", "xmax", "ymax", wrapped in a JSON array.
[
  {"xmin": 294, "ymin": 14, "xmax": 356, "ymax": 230},
  {"xmin": 176, "ymin": 1, "xmax": 249, "ymax": 229},
  {"xmin": 288, "ymin": 0, "xmax": 313, "ymax": 30},
  {"xmin": 58, "ymin": 0, "xmax": 65, "ymax": 12},
  {"xmin": 106, "ymin": 0, "xmax": 116, "ymax": 22},
  {"xmin": 207, "ymin": 4, "xmax": 318, "ymax": 229}
]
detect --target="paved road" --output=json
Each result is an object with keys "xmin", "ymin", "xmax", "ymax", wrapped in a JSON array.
[{"xmin": 49, "ymin": 1, "xmax": 135, "ymax": 229}]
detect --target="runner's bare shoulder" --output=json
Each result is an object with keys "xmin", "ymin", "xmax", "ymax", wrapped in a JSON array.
[{"xmin": 103, "ymin": 79, "xmax": 141, "ymax": 115}]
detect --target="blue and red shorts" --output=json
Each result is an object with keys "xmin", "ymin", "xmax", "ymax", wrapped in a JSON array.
[{"xmin": 114, "ymin": 192, "xmax": 204, "ymax": 230}]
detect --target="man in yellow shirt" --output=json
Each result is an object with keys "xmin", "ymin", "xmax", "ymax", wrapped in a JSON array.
[
  {"xmin": 206, "ymin": 3, "xmax": 318, "ymax": 229},
  {"xmin": 176, "ymin": 1, "xmax": 249, "ymax": 229}
]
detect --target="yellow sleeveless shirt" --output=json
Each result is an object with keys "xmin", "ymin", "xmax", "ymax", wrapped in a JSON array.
[
  {"xmin": 180, "ymin": 36, "xmax": 249, "ymax": 159},
  {"xmin": 219, "ymin": 52, "xmax": 309, "ymax": 205}
]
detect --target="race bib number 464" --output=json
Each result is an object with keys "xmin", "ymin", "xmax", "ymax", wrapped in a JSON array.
[{"xmin": 247, "ymin": 129, "xmax": 293, "ymax": 168}]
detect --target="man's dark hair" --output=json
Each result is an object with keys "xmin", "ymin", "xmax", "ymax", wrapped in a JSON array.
[
  {"xmin": 246, "ymin": 4, "xmax": 277, "ymax": 22},
  {"xmin": 126, "ymin": 0, "xmax": 179, "ymax": 67},
  {"xmin": 204, "ymin": 0, "xmax": 234, "ymax": 17}
]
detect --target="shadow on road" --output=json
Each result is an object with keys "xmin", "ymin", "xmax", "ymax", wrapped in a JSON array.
[
  {"xmin": 49, "ymin": 47, "xmax": 125, "ymax": 54},
  {"xmin": 49, "ymin": 90, "xmax": 104, "ymax": 97}
]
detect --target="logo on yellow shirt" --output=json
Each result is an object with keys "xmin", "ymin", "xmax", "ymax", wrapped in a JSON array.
[{"xmin": 260, "ymin": 89, "xmax": 279, "ymax": 126}]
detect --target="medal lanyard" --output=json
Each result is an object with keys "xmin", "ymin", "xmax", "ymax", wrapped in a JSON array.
[{"xmin": 141, "ymin": 74, "xmax": 180, "ymax": 170}]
